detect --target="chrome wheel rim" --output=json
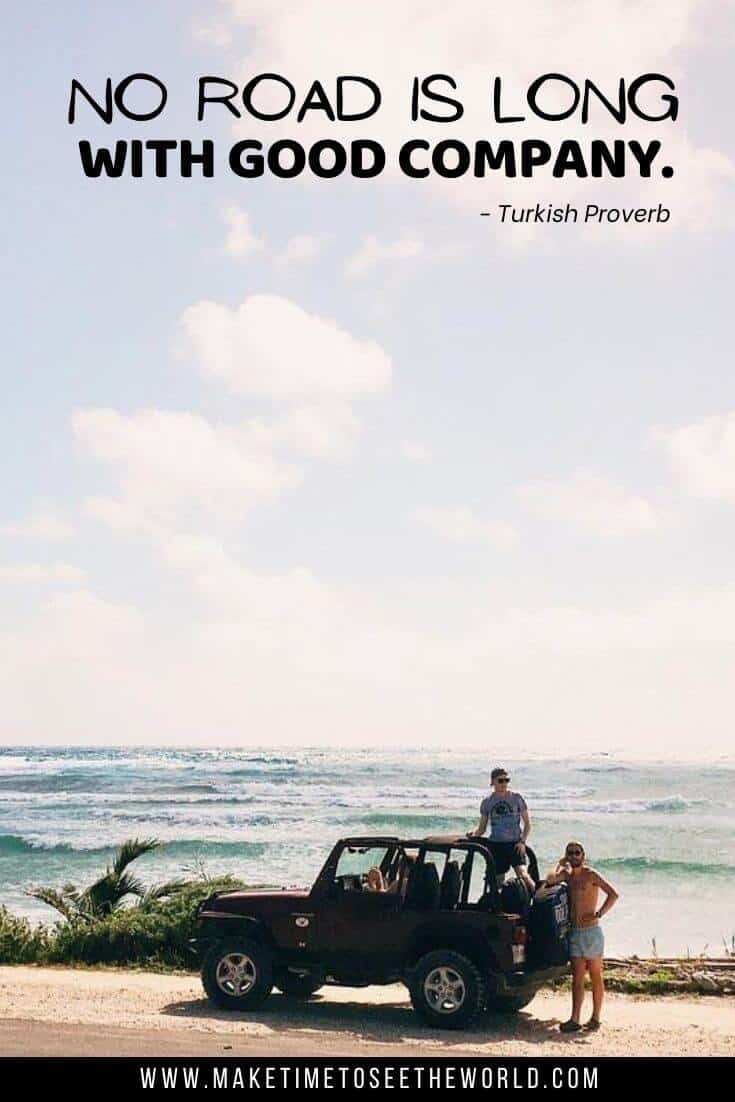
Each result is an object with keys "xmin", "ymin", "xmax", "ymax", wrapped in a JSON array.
[
  {"xmin": 215, "ymin": 952, "xmax": 257, "ymax": 997},
  {"xmin": 423, "ymin": 965, "xmax": 466, "ymax": 1014}
]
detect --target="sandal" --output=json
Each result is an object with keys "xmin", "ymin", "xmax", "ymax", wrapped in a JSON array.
[{"xmin": 559, "ymin": 1019, "xmax": 583, "ymax": 1033}]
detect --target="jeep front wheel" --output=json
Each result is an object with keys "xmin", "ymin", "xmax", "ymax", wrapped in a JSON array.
[
  {"xmin": 202, "ymin": 937, "xmax": 273, "ymax": 1011},
  {"xmin": 409, "ymin": 950, "xmax": 486, "ymax": 1030}
]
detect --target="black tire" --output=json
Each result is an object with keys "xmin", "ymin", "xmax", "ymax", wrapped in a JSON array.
[
  {"xmin": 409, "ymin": 949, "xmax": 486, "ymax": 1030},
  {"xmin": 274, "ymin": 972, "xmax": 323, "ymax": 999},
  {"xmin": 201, "ymin": 936, "xmax": 274, "ymax": 1011},
  {"xmin": 485, "ymin": 990, "xmax": 536, "ymax": 1014}
]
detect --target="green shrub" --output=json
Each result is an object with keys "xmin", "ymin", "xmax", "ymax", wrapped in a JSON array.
[
  {"xmin": 0, "ymin": 906, "xmax": 52, "ymax": 964},
  {"xmin": 0, "ymin": 877, "xmax": 244, "ymax": 970},
  {"xmin": 606, "ymin": 968, "xmax": 682, "ymax": 995},
  {"xmin": 48, "ymin": 877, "xmax": 242, "ymax": 969}
]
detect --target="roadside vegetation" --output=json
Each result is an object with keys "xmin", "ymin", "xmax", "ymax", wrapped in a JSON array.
[
  {"xmin": 0, "ymin": 838, "xmax": 245, "ymax": 970},
  {"xmin": 552, "ymin": 957, "xmax": 735, "ymax": 997}
]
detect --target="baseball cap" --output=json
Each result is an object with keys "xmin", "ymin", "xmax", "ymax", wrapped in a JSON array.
[{"xmin": 491, "ymin": 767, "xmax": 510, "ymax": 781}]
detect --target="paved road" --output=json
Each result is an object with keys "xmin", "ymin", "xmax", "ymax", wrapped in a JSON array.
[{"xmin": 0, "ymin": 1018, "xmax": 412, "ymax": 1057}]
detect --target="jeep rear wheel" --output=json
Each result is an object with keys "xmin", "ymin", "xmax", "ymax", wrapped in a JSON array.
[
  {"xmin": 409, "ymin": 950, "xmax": 485, "ymax": 1030},
  {"xmin": 275, "ymin": 971, "xmax": 323, "ymax": 999},
  {"xmin": 202, "ymin": 937, "xmax": 273, "ymax": 1011}
]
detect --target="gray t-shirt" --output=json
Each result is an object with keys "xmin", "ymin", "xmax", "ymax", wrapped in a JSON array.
[{"xmin": 480, "ymin": 791, "xmax": 528, "ymax": 843}]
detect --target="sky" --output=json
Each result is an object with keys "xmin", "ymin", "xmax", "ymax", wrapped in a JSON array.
[{"xmin": 1, "ymin": 1, "xmax": 734, "ymax": 752}]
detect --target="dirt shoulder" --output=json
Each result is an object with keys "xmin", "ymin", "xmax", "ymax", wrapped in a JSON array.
[{"xmin": 0, "ymin": 965, "xmax": 733, "ymax": 1057}]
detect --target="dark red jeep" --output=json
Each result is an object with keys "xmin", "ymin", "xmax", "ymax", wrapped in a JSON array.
[{"xmin": 193, "ymin": 834, "xmax": 569, "ymax": 1029}]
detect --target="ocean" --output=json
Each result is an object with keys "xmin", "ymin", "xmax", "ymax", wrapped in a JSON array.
[{"xmin": 1, "ymin": 745, "xmax": 733, "ymax": 958}]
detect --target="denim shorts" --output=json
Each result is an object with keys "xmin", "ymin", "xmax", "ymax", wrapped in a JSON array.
[{"xmin": 569, "ymin": 925, "xmax": 605, "ymax": 959}]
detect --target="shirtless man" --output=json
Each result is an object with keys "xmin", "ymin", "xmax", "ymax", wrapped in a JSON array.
[{"xmin": 545, "ymin": 841, "xmax": 619, "ymax": 1032}]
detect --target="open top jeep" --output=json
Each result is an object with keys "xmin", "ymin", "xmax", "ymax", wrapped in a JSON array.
[{"xmin": 193, "ymin": 835, "xmax": 570, "ymax": 1029}]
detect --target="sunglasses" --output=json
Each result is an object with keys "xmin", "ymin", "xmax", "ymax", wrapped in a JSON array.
[
  {"xmin": 566, "ymin": 849, "xmax": 583, "ymax": 857},
  {"xmin": 495, "ymin": 777, "xmax": 510, "ymax": 783}
]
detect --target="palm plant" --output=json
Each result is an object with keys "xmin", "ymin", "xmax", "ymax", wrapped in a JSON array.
[{"xmin": 26, "ymin": 838, "xmax": 188, "ymax": 921}]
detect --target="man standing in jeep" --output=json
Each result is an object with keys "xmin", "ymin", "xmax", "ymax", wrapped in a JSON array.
[{"xmin": 468, "ymin": 766, "xmax": 535, "ymax": 893}]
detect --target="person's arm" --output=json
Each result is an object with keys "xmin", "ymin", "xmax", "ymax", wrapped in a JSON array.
[
  {"xmin": 543, "ymin": 859, "xmax": 571, "ymax": 886},
  {"xmin": 591, "ymin": 870, "xmax": 619, "ymax": 918},
  {"xmin": 468, "ymin": 812, "xmax": 488, "ymax": 838},
  {"xmin": 516, "ymin": 802, "xmax": 531, "ymax": 853}
]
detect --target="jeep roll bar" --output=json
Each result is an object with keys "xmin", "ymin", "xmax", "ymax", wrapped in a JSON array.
[{"xmin": 310, "ymin": 834, "xmax": 541, "ymax": 912}]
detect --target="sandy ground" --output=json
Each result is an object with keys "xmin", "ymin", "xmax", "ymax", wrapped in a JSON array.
[{"xmin": 0, "ymin": 965, "xmax": 733, "ymax": 1057}]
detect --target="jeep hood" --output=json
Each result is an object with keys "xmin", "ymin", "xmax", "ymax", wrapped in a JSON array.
[{"xmin": 202, "ymin": 887, "xmax": 311, "ymax": 917}]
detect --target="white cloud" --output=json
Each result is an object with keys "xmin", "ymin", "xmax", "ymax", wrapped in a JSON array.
[
  {"xmin": 345, "ymin": 232, "xmax": 423, "ymax": 278},
  {"xmin": 75, "ymin": 297, "xmax": 392, "ymax": 532},
  {"xmin": 220, "ymin": 212, "xmax": 325, "ymax": 267},
  {"xmin": 0, "ymin": 591, "xmax": 151, "ymax": 741},
  {"xmin": 180, "ymin": 294, "xmax": 392, "ymax": 400},
  {"xmin": 518, "ymin": 473, "xmax": 660, "ymax": 536},
  {"xmin": 223, "ymin": 0, "xmax": 702, "ymax": 80},
  {"xmin": 221, "ymin": 204, "xmax": 265, "ymax": 259},
  {"xmin": 244, "ymin": 402, "xmax": 361, "ymax": 458},
  {"xmin": 74, "ymin": 408, "xmax": 302, "ymax": 529},
  {"xmin": 42, "ymin": 588, "xmax": 144, "ymax": 633},
  {"xmin": 626, "ymin": 135, "xmax": 735, "ymax": 235},
  {"xmin": 83, "ymin": 497, "xmax": 142, "ymax": 531},
  {"xmin": 75, "ymin": 296, "xmax": 392, "ymax": 538},
  {"xmin": 274, "ymin": 233, "xmax": 324, "ymax": 268},
  {"xmin": 657, "ymin": 410, "xmax": 735, "ymax": 501},
  {"xmin": 192, "ymin": 19, "xmax": 233, "ymax": 49},
  {"xmin": 464, "ymin": 587, "xmax": 735, "ymax": 654},
  {"xmin": 0, "ymin": 562, "xmax": 85, "ymax": 584},
  {"xmin": 401, "ymin": 440, "xmax": 431, "ymax": 463},
  {"xmin": 1, "ymin": 507, "xmax": 75, "ymax": 542},
  {"xmin": 4, "ymin": 558, "xmax": 735, "ymax": 747},
  {"xmin": 155, "ymin": 531, "xmax": 334, "ymax": 628},
  {"xmin": 415, "ymin": 506, "xmax": 518, "ymax": 550}
]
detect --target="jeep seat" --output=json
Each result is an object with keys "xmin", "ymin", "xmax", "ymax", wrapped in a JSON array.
[
  {"xmin": 500, "ymin": 876, "xmax": 532, "ymax": 918},
  {"xmin": 404, "ymin": 862, "xmax": 441, "ymax": 910},
  {"xmin": 439, "ymin": 860, "xmax": 462, "ymax": 910}
]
